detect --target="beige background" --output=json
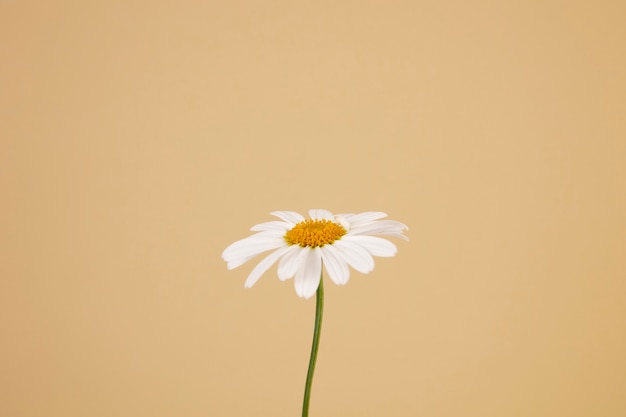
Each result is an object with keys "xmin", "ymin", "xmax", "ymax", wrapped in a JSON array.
[{"xmin": 2, "ymin": 1, "xmax": 625, "ymax": 416}]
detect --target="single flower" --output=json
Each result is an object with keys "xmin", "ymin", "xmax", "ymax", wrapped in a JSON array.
[{"xmin": 221, "ymin": 209, "xmax": 408, "ymax": 298}]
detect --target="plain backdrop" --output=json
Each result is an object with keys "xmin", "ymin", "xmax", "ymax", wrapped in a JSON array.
[{"xmin": 2, "ymin": 1, "xmax": 625, "ymax": 416}]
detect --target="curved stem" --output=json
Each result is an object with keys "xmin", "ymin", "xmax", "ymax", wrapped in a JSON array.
[{"xmin": 302, "ymin": 273, "xmax": 324, "ymax": 417}]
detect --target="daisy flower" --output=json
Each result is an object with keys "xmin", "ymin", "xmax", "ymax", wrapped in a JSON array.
[{"xmin": 221, "ymin": 209, "xmax": 408, "ymax": 298}]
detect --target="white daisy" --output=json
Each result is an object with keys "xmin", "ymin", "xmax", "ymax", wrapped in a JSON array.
[{"xmin": 221, "ymin": 209, "xmax": 408, "ymax": 298}]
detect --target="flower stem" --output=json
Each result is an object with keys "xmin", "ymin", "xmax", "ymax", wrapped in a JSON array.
[{"xmin": 302, "ymin": 273, "xmax": 324, "ymax": 417}]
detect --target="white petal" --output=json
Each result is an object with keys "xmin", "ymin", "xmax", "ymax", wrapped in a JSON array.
[
  {"xmin": 379, "ymin": 232, "xmax": 409, "ymax": 241},
  {"xmin": 222, "ymin": 231, "xmax": 284, "ymax": 253},
  {"xmin": 334, "ymin": 213, "xmax": 355, "ymax": 226},
  {"xmin": 294, "ymin": 248, "xmax": 322, "ymax": 298},
  {"xmin": 332, "ymin": 240, "xmax": 375, "ymax": 274},
  {"xmin": 343, "ymin": 235, "xmax": 397, "ymax": 257},
  {"xmin": 277, "ymin": 245, "xmax": 304, "ymax": 281},
  {"xmin": 308, "ymin": 209, "xmax": 334, "ymax": 221},
  {"xmin": 333, "ymin": 216, "xmax": 351, "ymax": 231},
  {"xmin": 344, "ymin": 212, "xmax": 388, "ymax": 227},
  {"xmin": 244, "ymin": 246, "xmax": 292, "ymax": 288},
  {"xmin": 320, "ymin": 244, "xmax": 350, "ymax": 285},
  {"xmin": 250, "ymin": 221, "xmax": 292, "ymax": 232},
  {"xmin": 348, "ymin": 220, "xmax": 408, "ymax": 237},
  {"xmin": 270, "ymin": 211, "xmax": 305, "ymax": 225},
  {"xmin": 222, "ymin": 235, "xmax": 287, "ymax": 269}
]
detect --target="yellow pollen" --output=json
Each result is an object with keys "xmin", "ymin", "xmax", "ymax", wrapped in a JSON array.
[{"xmin": 285, "ymin": 219, "xmax": 347, "ymax": 248}]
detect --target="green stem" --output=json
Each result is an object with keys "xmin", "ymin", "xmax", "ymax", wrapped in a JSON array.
[{"xmin": 302, "ymin": 273, "xmax": 324, "ymax": 417}]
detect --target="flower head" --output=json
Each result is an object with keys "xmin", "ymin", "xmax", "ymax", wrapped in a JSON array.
[{"xmin": 221, "ymin": 209, "xmax": 408, "ymax": 298}]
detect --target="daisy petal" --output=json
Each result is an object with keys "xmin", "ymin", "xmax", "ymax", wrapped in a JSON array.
[
  {"xmin": 344, "ymin": 212, "xmax": 388, "ymax": 227},
  {"xmin": 349, "ymin": 220, "xmax": 408, "ymax": 236},
  {"xmin": 222, "ymin": 236, "xmax": 287, "ymax": 269},
  {"xmin": 277, "ymin": 245, "xmax": 304, "ymax": 281},
  {"xmin": 320, "ymin": 244, "xmax": 350, "ymax": 285},
  {"xmin": 250, "ymin": 221, "xmax": 292, "ymax": 232},
  {"xmin": 334, "ymin": 213, "xmax": 355, "ymax": 224},
  {"xmin": 294, "ymin": 248, "xmax": 322, "ymax": 298},
  {"xmin": 308, "ymin": 209, "xmax": 334, "ymax": 221},
  {"xmin": 270, "ymin": 211, "xmax": 305, "ymax": 225},
  {"xmin": 332, "ymin": 239, "xmax": 375, "ymax": 273},
  {"xmin": 244, "ymin": 246, "xmax": 292, "ymax": 288},
  {"xmin": 343, "ymin": 235, "xmax": 397, "ymax": 257},
  {"xmin": 380, "ymin": 232, "xmax": 409, "ymax": 241}
]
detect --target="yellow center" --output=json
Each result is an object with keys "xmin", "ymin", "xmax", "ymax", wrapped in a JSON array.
[{"xmin": 284, "ymin": 219, "xmax": 347, "ymax": 248}]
